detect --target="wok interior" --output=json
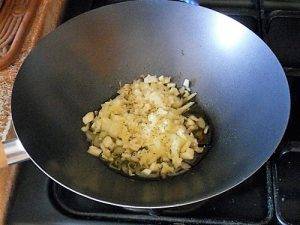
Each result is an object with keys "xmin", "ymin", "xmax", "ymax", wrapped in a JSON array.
[{"xmin": 12, "ymin": 1, "xmax": 289, "ymax": 207}]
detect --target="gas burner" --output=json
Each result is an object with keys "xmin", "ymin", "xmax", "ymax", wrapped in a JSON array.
[{"xmin": 49, "ymin": 164, "xmax": 274, "ymax": 224}]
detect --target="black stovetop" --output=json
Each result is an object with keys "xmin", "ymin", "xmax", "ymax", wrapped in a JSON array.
[{"xmin": 6, "ymin": 1, "xmax": 300, "ymax": 224}]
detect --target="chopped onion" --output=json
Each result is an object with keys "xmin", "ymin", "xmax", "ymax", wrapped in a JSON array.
[
  {"xmin": 87, "ymin": 146, "xmax": 102, "ymax": 157},
  {"xmin": 82, "ymin": 75, "xmax": 208, "ymax": 178}
]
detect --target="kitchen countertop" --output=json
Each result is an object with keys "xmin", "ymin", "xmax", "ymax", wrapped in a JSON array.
[{"xmin": 0, "ymin": 1, "xmax": 66, "ymax": 224}]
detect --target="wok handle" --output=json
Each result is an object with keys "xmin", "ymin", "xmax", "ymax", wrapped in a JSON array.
[
  {"xmin": 0, "ymin": 122, "xmax": 30, "ymax": 168},
  {"xmin": 0, "ymin": 139, "xmax": 29, "ymax": 168}
]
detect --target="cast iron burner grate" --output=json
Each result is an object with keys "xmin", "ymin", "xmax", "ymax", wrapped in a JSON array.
[{"xmin": 49, "ymin": 163, "xmax": 274, "ymax": 225}]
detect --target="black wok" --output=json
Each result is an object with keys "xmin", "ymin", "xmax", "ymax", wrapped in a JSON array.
[{"xmin": 6, "ymin": 0, "xmax": 290, "ymax": 208}]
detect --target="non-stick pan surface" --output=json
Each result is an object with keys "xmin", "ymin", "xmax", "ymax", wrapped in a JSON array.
[{"xmin": 12, "ymin": 0, "xmax": 290, "ymax": 208}]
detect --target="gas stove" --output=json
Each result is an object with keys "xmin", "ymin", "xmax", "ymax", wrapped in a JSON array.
[{"xmin": 6, "ymin": 1, "xmax": 300, "ymax": 224}]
